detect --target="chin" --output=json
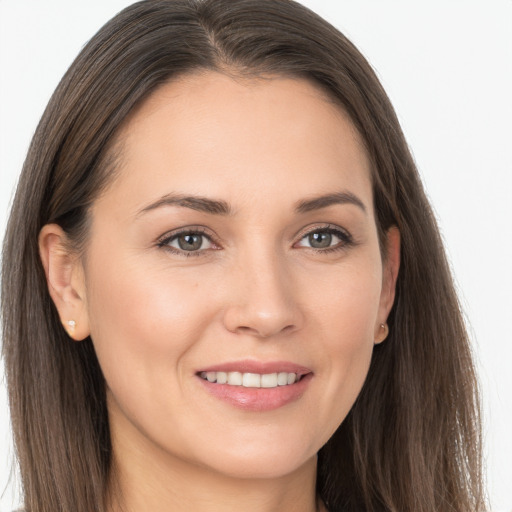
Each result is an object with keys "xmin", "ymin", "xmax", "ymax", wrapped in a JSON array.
[
  {"xmin": 204, "ymin": 451, "xmax": 318, "ymax": 480},
  {"xmin": 184, "ymin": 430, "xmax": 322, "ymax": 480}
]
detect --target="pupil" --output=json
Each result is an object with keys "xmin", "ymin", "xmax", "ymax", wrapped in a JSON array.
[
  {"xmin": 309, "ymin": 232, "xmax": 332, "ymax": 248},
  {"xmin": 178, "ymin": 234, "xmax": 202, "ymax": 251}
]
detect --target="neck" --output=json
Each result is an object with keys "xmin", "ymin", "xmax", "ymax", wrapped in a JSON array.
[{"xmin": 106, "ymin": 410, "xmax": 323, "ymax": 512}]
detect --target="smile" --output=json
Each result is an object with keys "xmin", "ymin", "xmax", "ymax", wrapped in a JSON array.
[
  {"xmin": 197, "ymin": 363, "xmax": 313, "ymax": 411},
  {"xmin": 199, "ymin": 371, "xmax": 300, "ymax": 388}
]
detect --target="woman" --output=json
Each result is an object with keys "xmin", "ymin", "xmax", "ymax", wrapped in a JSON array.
[{"xmin": 1, "ymin": 1, "xmax": 485, "ymax": 511}]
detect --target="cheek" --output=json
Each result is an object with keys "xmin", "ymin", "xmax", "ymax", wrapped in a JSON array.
[
  {"xmin": 83, "ymin": 249, "xmax": 217, "ymax": 398},
  {"xmin": 306, "ymin": 256, "xmax": 382, "ymax": 343},
  {"xmin": 303, "ymin": 260, "xmax": 382, "ymax": 431}
]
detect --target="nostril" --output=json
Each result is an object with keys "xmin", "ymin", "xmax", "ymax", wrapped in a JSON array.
[
  {"xmin": 231, "ymin": 322, "xmax": 297, "ymax": 338},
  {"xmin": 221, "ymin": 281, "xmax": 304, "ymax": 338}
]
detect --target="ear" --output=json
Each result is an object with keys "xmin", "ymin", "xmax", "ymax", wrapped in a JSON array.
[
  {"xmin": 39, "ymin": 224, "xmax": 90, "ymax": 341},
  {"xmin": 374, "ymin": 226, "xmax": 400, "ymax": 344}
]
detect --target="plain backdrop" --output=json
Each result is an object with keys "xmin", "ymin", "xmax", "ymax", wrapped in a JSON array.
[{"xmin": 1, "ymin": 1, "xmax": 511, "ymax": 511}]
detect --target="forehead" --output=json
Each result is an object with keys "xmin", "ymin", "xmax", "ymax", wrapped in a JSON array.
[{"xmin": 102, "ymin": 71, "xmax": 372, "ymax": 215}]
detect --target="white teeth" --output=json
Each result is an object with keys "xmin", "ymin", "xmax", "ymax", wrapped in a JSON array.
[
  {"xmin": 277, "ymin": 372, "xmax": 288, "ymax": 386},
  {"xmin": 242, "ymin": 373, "xmax": 261, "ymax": 388},
  {"xmin": 216, "ymin": 371, "xmax": 227, "ymax": 384},
  {"xmin": 261, "ymin": 373, "xmax": 278, "ymax": 388},
  {"xmin": 227, "ymin": 371, "xmax": 242, "ymax": 386},
  {"xmin": 201, "ymin": 371, "xmax": 299, "ymax": 387}
]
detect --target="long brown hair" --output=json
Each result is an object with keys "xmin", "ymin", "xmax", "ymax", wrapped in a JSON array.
[{"xmin": 1, "ymin": 1, "xmax": 485, "ymax": 511}]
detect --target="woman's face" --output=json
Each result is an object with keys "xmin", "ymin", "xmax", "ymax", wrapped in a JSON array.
[{"xmin": 74, "ymin": 72, "xmax": 398, "ymax": 479}]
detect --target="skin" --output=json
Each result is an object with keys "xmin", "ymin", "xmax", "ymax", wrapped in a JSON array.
[{"xmin": 40, "ymin": 72, "xmax": 400, "ymax": 512}]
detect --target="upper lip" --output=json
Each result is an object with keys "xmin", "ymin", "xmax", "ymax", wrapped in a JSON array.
[{"xmin": 197, "ymin": 360, "xmax": 312, "ymax": 377}]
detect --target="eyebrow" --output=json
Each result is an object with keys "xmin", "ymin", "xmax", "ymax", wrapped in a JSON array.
[
  {"xmin": 137, "ymin": 190, "xmax": 366, "ymax": 217},
  {"xmin": 294, "ymin": 191, "xmax": 367, "ymax": 215},
  {"xmin": 137, "ymin": 193, "xmax": 232, "ymax": 217}
]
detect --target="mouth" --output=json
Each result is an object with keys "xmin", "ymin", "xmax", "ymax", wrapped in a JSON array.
[{"xmin": 196, "ymin": 361, "xmax": 313, "ymax": 412}]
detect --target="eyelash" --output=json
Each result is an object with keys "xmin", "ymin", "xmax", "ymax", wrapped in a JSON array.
[
  {"xmin": 157, "ymin": 227, "xmax": 216, "ymax": 258},
  {"xmin": 295, "ymin": 224, "xmax": 354, "ymax": 253},
  {"xmin": 157, "ymin": 224, "xmax": 354, "ymax": 258}
]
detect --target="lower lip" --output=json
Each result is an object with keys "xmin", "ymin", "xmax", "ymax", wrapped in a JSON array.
[{"xmin": 197, "ymin": 373, "xmax": 313, "ymax": 412}]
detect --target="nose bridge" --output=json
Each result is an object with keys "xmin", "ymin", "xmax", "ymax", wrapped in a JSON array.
[{"xmin": 222, "ymin": 241, "xmax": 302, "ymax": 338}]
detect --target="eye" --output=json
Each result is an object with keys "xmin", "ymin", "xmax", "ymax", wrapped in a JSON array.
[
  {"xmin": 295, "ymin": 226, "xmax": 352, "ymax": 251},
  {"xmin": 158, "ymin": 229, "xmax": 216, "ymax": 255}
]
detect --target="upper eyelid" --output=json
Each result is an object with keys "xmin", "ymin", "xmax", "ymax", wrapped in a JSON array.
[
  {"xmin": 294, "ymin": 223, "xmax": 352, "ymax": 241},
  {"xmin": 157, "ymin": 226, "xmax": 215, "ymax": 245}
]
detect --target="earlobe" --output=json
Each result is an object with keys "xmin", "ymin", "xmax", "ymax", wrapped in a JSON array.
[
  {"xmin": 39, "ymin": 224, "xmax": 90, "ymax": 341},
  {"xmin": 374, "ymin": 323, "xmax": 389, "ymax": 344},
  {"xmin": 374, "ymin": 226, "xmax": 400, "ymax": 343}
]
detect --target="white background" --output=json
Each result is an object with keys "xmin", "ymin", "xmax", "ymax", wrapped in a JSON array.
[{"xmin": 0, "ymin": 1, "xmax": 511, "ymax": 511}]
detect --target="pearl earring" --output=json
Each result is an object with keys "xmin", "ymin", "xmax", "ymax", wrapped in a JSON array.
[
  {"xmin": 375, "ymin": 322, "xmax": 389, "ymax": 344},
  {"xmin": 67, "ymin": 320, "xmax": 76, "ymax": 333}
]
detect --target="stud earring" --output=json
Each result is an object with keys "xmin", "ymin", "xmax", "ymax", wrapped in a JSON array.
[
  {"xmin": 375, "ymin": 322, "xmax": 389, "ymax": 344},
  {"xmin": 66, "ymin": 320, "xmax": 76, "ymax": 333}
]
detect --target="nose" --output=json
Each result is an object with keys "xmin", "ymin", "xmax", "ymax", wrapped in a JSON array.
[{"xmin": 222, "ymin": 251, "xmax": 304, "ymax": 339}]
